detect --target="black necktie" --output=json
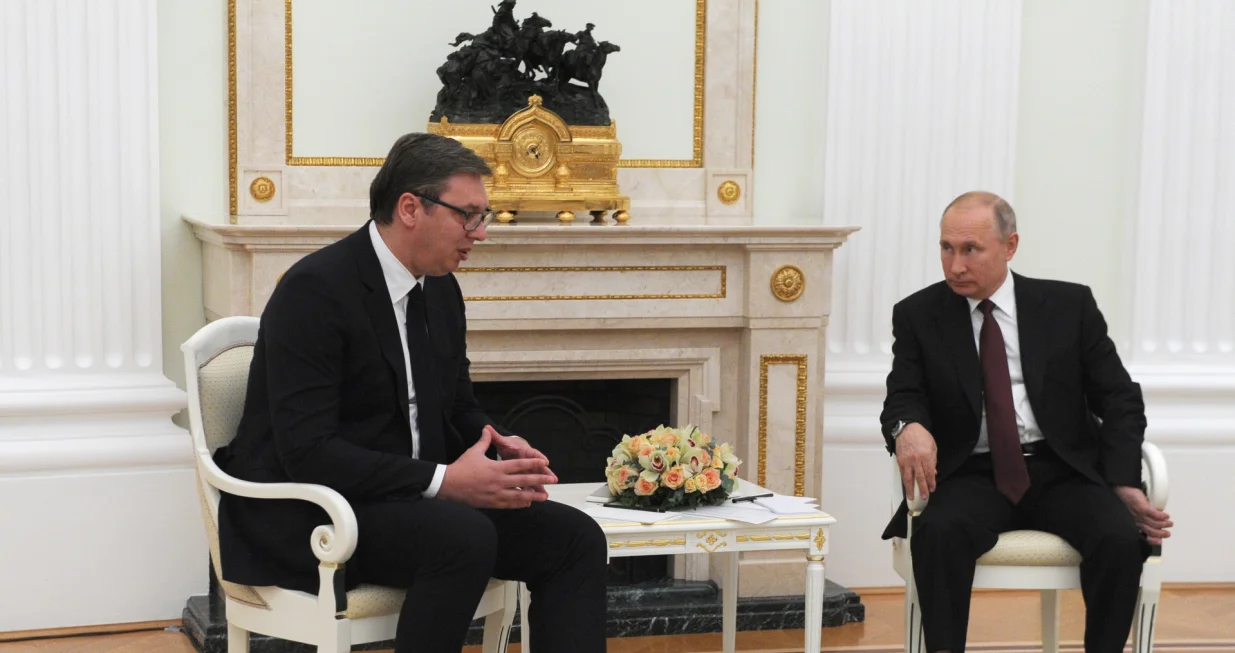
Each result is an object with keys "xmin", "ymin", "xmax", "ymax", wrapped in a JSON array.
[
  {"xmin": 979, "ymin": 299, "xmax": 1030, "ymax": 503},
  {"xmin": 406, "ymin": 285, "xmax": 446, "ymax": 463}
]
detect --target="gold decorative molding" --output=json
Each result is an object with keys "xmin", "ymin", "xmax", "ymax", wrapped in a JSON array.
[
  {"xmin": 609, "ymin": 537, "xmax": 686, "ymax": 549},
  {"xmin": 695, "ymin": 531, "xmax": 729, "ymax": 553},
  {"xmin": 717, "ymin": 180, "xmax": 742, "ymax": 205},
  {"xmin": 736, "ymin": 533, "xmax": 811, "ymax": 543},
  {"xmin": 457, "ymin": 265, "xmax": 726, "ymax": 301},
  {"xmin": 279, "ymin": 0, "xmax": 706, "ymax": 169},
  {"xmin": 806, "ymin": 555, "xmax": 825, "ymax": 563},
  {"xmin": 249, "ymin": 176, "xmax": 276, "ymax": 202},
  {"xmin": 757, "ymin": 354, "xmax": 809, "ymax": 496},
  {"xmin": 227, "ymin": 0, "xmax": 238, "ymax": 223},
  {"xmin": 770, "ymin": 265, "xmax": 805, "ymax": 302},
  {"xmin": 814, "ymin": 528, "xmax": 826, "ymax": 551},
  {"xmin": 616, "ymin": 0, "xmax": 706, "ymax": 168}
]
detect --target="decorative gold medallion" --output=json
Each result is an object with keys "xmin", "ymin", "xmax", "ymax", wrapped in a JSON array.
[
  {"xmin": 717, "ymin": 180, "xmax": 741, "ymax": 205},
  {"xmin": 814, "ymin": 528, "xmax": 826, "ymax": 551},
  {"xmin": 249, "ymin": 176, "xmax": 276, "ymax": 203},
  {"xmin": 770, "ymin": 265, "xmax": 805, "ymax": 302}
]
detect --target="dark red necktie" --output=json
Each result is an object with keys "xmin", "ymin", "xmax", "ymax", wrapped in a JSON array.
[{"xmin": 979, "ymin": 299, "xmax": 1030, "ymax": 503}]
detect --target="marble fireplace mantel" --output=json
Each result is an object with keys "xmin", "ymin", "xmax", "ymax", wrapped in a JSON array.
[{"xmin": 187, "ymin": 218, "xmax": 857, "ymax": 596}]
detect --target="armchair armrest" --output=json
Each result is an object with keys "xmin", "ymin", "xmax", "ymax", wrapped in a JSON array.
[
  {"xmin": 196, "ymin": 452, "xmax": 358, "ymax": 566},
  {"xmin": 1141, "ymin": 441, "xmax": 1169, "ymax": 511},
  {"xmin": 888, "ymin": 455, "xmax": 929, "ymax": 520}
]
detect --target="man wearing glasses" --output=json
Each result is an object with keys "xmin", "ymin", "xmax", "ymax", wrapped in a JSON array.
[{"xmin": 213, "ymin": 133, "xmax": 608, "ymax": 653}]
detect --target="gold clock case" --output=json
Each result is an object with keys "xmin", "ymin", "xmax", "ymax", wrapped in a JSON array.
[{"xmin": 428, "ymin": 95, "xmax": 632, "ymax": 224}]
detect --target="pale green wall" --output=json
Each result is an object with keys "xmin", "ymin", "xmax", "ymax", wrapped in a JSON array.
[
  {"xmin": 752, "ymin": 0, "xmax": 829, "ymax": 225},
  {"xmin": 157, "ymin": 0, "xmax": 227, "ymax": 393}
]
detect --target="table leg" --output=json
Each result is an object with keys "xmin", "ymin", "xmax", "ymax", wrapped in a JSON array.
[
  {"xmin": 804, "ymin": 554, "xmax": 825, "ymax": 653},
  {"xmin": 719, "ymin": 550, "xmax": 739, "ymax": 653},
  {"xmin": 519, "ymin": 582, "xmax": 531, "ymax": 653}
]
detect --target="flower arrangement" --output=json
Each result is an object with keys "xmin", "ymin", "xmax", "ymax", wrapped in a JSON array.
[{"xmin": 604, "ymin": 425, "xmax": 743, "ymax": 509}]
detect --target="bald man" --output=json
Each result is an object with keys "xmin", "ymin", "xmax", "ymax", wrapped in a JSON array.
[{"xmin": 879, "ymin": 191, "xmax": 1172, "ymax": 653}]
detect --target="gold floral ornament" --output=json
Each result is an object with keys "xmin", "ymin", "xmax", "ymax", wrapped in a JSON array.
[
  {"xmin": 696, "ymin": 531, "xmax": 729, "ymax": 553},
  {"xmin": 770, "ymin": 265, "xmax": 805, "ymax": 302},
  {"xmin": 717, "ymin": 180, "xmax": 741, "ymax": 205},
  {"xmin": 249, "ymin": 176, "xmax": 276, "ymax": 203}
]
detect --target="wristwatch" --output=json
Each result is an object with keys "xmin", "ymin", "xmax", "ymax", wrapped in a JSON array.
[{"xmin": 889, "ymin": 420, "xmax": 908, "ymax": 440}]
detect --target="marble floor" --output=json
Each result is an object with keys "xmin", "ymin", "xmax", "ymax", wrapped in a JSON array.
[{"xmin": 3, "ymin": 586, "xmax": 1233, "ymax": 653}]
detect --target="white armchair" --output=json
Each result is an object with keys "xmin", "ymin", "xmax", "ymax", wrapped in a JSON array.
[
  {"xmin": 183, "ymin": 316, "xmax": 517, "ymax": 653},
  {"xmin": 890, "ymin": 442, "xmax": 1169, "ymax": 653}
]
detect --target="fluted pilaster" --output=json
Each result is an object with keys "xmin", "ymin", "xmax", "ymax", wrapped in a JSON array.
[
  {"xmin": 1131, "ymin": 0, "xmax": 1235, "ymax": 365},
  {"xmin": 0, "ymin": 0, "xmax": 200, "ymax": 632},
  {"xmin": 0, "ymin": 0, "xmax": 183, "ymax": 425}
]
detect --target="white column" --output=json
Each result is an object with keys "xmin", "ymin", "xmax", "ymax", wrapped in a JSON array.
[
  {"xmin": 818, "ymin": 0, "xmax": 1023, "ymax": 588},
  {"xmin": 1131, "ymin": 0, "xmax": 1235, "ymax": 368},
  {"xmin": 1126, "ymin": 0, "xmax": 1235, "ymax": 584},
  {"xmin": 0, "ymin": 0, "xmax": 204, "ymax": 631}
]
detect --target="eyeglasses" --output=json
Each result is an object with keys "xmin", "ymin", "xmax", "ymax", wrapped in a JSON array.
[{"xmin": 411, "ymin": 192, "xmax": 495, "ymax": 232}]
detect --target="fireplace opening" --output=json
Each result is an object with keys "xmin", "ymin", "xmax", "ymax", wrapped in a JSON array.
[{"xmin": 475, "ymin": 377, "xmax": 675, "ymax": 586}]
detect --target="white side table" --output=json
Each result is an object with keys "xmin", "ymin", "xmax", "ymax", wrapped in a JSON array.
[{"xmin": 520, "ymin": 482, "xmax": 837, "ymax": 653}]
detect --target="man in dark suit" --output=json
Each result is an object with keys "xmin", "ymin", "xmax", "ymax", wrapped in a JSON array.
[
  {"xmin": 213, "ymin": 133, "xmax": 608, "ymax": 653},
  {"xmin": 879, "ymin": 191, "xmax": 1173, "ymax": 653}
]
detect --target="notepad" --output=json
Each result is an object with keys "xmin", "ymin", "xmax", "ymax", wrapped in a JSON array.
[
  {"xmin": 585, "ymin": 484, "xmax": 616, "ymax": 503},
  {"xmin": 584, "ymin": 505, "xmax": 681, "ymax": 524},
  {"xmin": 676, "ymin": 504, "xmax": 779, "ymax": 524},
  {"xmin": 752, "ymin": 494, "xmax": 823, "ymax": 516}
]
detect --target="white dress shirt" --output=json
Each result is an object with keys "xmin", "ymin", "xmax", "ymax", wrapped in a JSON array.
[
  {"xmin": 966, "ymin": 272, "xmax": 1044, "ymax": 454},
  {"xmin": 369, "ymin": 221, "xmax": 447, "ymax": 496}
]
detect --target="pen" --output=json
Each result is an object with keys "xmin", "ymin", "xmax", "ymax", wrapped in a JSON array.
[
  {"xmin": 731, "ymin": 493, "xmax": 774, "ymax": 503},
  {"xmin": 602, "ymin": 501, "xmax": 666, "ymax": 513}
]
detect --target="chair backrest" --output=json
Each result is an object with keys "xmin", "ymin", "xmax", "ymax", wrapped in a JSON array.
[
  {"xmin": 183, "ymin": 316, "xmax": 260, "ymax": 456},
  {"xmin": 182, "ymin": 316, "xmax": 269, "ymax": 608}
]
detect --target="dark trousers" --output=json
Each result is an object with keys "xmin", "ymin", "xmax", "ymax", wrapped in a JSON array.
[
  {"xmin": 350, "ymin": 498, "xmax": 608, "ymax": 653},
  {"xmin": 910, "ymin": 448, "xmax": 1147, "ymax": 653}
]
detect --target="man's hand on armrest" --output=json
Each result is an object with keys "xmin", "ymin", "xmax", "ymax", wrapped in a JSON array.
[
  {"xmin": 1113, "ymin": 485, "xmax": 1173, "ymax": 546},
  {"xmin": 436, "ymin": 429, "xmax": 558, "ymax": 510},
  {"xmin": 895, "ymin": 422, "xmax": 938, "ymax": 501}
]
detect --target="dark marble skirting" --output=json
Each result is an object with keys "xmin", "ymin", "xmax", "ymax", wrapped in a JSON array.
[{"xmin": 182, "ymin": 580, "xmax": 864, "ymax": 652}]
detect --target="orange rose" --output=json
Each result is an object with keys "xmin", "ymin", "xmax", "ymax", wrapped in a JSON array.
[
  {"xmin": 701, "ymin": 468, "xmax": 722, "ymax": 492},
  {"xmin": 628, "ymin": 435, "xmax": 650, "ymax": 453},
  {"xmin": 634, "ymin": 477, "xmax": 659, "ymax": 496},
  {"xmin": 662, "ymin": 466, "xmax": 686, "ymax": 490}
]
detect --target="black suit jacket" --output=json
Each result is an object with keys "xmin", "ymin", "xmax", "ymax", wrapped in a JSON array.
[
  {"xmin": 879, "ymin": 273, "xmax": 1145, "ymax": 539},
  {"xmin": 214, "ymin": 223, "xmax": 497, "ymax": 593}
]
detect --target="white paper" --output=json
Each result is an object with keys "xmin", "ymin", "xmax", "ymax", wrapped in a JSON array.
[
  {"xmin": 584, "ymin": 505, "xmax": 681, "ymax": 524},
  {"xmin": 585, "ymin": 485, "xmax": 615, "ymax": 504},
  {"xmin": 752, "ymin": 495, "xmax": 823, "ymax": 516},
  {"xmin": 677, "ymin": 504, "xmax": 779, "ymax": 524}
]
